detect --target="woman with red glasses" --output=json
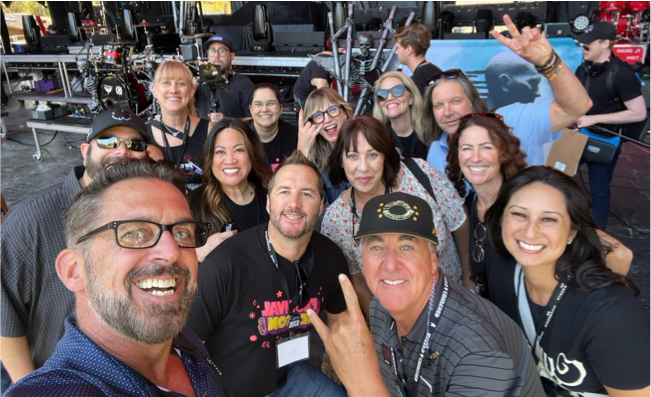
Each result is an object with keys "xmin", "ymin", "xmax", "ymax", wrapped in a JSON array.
[{"xmin": 372, "ymin": 71, "xmax": 429, "ymax": 159}]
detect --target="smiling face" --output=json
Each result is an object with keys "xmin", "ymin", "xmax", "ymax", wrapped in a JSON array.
[
  {"xmin": 432, "ymin": 80, "xmax": 474, "ymax": 135},
  {"xmin": 250, "ymin": 87, "xmax": 282, "ymax": 129},
  {"xmin": 362, "ymin": 233, "xmax": 438, "ymax": 319},
  {"xmin": 379, "ymin": 77, "xmax": 412, "ymax": 121},
  {"xmin": 267, "ymin": 164, "xmax": 323, "ymax": 239},
  {"xmin": 152, "ymin": 73, "xmax": 195, "ymax": 114},
  {"xmin": 458, "ymin": 125, "xmax": 503, "ymax": 189},
  {"xmin": 501, "ymin": 182, "xmax": 577, "ymax": 272},
  {"xmin": 82, "ymin": 126, "xmax": 149, "ymax": 181},
  {"xmin": 316, "ymin": 100, "xmax": 348, "ymax": 146},
  {"xmin": 343, "ymin": 132, "xmax": 385, "ymax": 196},
  {"xmin": 211, "ymin": 128, "xmax": 252, "ymax": 189},
  {"xmin": 82, "ymin": 178, "xmax": 198, "ymax": 344}
]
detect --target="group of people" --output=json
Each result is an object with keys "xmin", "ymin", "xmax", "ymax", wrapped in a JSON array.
[{"xmin": 1, "ymin": 15, "xmax": 648, "ymax": 397}]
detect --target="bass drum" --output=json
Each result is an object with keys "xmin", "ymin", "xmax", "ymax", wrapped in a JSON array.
[{"xmin": 98, "ymin": 74, "xmax": 130, "ymax": 110}]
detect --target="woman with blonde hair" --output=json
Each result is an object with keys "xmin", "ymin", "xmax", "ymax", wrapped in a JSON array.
[
  {"xmin": 298, "ymin": 87, "xmax": 353, "ymax": 205},
  {"xmin": 372, "ymin": 71, "xmax": 429, "ymax": 158},
  {"xmin": 148, "ymin": 60, "xmax": 211, "ymax": 190}
]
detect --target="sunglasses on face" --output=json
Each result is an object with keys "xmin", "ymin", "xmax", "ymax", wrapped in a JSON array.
[
  {"xmin": 376, "ymin": 84, "xmax": 406, "ymax": 102},
  {"xmin": 459, "ymin": 112, "xmax": 504, "ymax": 123},
  {"xmin": 308, "ymin": 105, "xmax": 343, "ymax": 124},
  {"xmin": 96, "ymin": 137, "xmax": 147, "ymax": 152},
  {"xmin": 294, "ymin": 260, "xmax": 310, "ymax": 308},
  {"xmin": 426, "ymin": 69, "xmax": 466, "ymax": 86},
  {"xmin": 574, "ymin": 40, "xmax": 590, "ymax": 52}
]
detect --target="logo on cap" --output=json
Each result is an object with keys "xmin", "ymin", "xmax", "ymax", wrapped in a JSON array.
[
  {"xmin": 585, "ymin": 24, "xmax": 595, "ymax": 33},
  {"xmin": 111, "ymin": 110, "xmax": 131, "ymax": 121},
  {"xmin": 378, "ymin": 200, "xmax": 419, "ymax": 221}
]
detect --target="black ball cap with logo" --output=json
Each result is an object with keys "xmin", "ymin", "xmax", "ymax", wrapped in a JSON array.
[
  {"xmin": 355, "ymin": 192, "xmax": 439, "ymax": 246},
  {"xmin": 86, "ymin": 109, "xmax": 149, "ymax": 143}
]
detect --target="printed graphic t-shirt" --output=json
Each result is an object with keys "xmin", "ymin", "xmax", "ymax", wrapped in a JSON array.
[{"xmin": 186, "ymin": 223, "xmax": 349, "ymax": 397}]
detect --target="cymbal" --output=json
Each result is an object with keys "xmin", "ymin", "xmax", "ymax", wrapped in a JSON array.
[{"xmin": 132, "ymin": 22, "xmax": 166, "ymax": 28}]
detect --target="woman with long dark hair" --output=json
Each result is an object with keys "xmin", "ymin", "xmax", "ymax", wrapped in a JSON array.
[
  {"xmin": 189, "ymin": 118, "xmax": 271, "ymax": 261},
  {"xmin": 483, "ymin": 166, "xmax": 648, "ymax": 396}
]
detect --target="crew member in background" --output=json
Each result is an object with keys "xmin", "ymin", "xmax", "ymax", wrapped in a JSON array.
[
  {"xmin": 196, "ymin": 34, "xmax": 254, "ymax": 123},
  {"xmin": 573, "ymin": 22, "xmax": 647, "ymax": 230},
  {"xmin": 293, "ymin": 52, "xmax": 332, "ymax": 110},
  {"xmin": 394, "ymin": 23, "xmax": 442, "ymax": 96}
]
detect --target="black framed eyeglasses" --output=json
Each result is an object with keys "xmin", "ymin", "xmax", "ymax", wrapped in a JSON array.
[
  {"xmin": 207, "ymin": 47, "xmax": 230, "ymax": 56},
  {"xmin": 96, "ymin": 137, "xmax": 147, "ymax": 152},
  {"xmin": 308, "ymin": 105, "xmax": 343, "ymax": 124},
  {"xmin": 376, "ymin": 84, "xmax": 406, "ymax": 102},
  {"xmin": 459, "ymin": 112, "xmax": 504, "ymax": 123},
  {"xmin": 293, "ymin": 261, "xmax": 310, "ymax": 308},
  {"xmin": 473, "ymin": 223, "xmax": 487, "ymax": 263},
  {"xmin": 426, "ymin": 68, "xmax": 466, "ymax": 86},
  {"xmin": 76, "ymin": 220, "xmax": 211, "ymax": 248}
]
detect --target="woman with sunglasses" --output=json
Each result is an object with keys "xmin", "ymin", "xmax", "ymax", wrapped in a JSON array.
[
  {"xmin": 298, "ymin": 87, "xmax": 353, "ymax": 205},
  {"xmin": 322, "ymin": 115, "xmax": 471, "ymax": 314},
  {"xmin": 446, "ymin": 113, "xmax": 632, "ymax": 296},
  {"xmin": 189, "ymin": 118, "xmax": 272, "ymax": 261},
  {"xmin": 372, "ymin": 71, "xmax": 429, "ymax": 159},
  {"xmin": 423, "ymin": 15, "xmax": 592, "ymax": 176},
  {"xmin": 483, "ymin": 166, "xmax": 648, "ymax": 396},
  {"xmin": 148, "ymin": 60, "xmax": 211, "ymax": 190},
  {"xmin": 248, "ymin": 83, "xmax": 297, "ymax": 170}
]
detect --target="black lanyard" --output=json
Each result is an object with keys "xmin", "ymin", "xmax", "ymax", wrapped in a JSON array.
[
  {"xmin": 350, "ymin": 185, "xmax": 392, "ymax": 246},
  {"xmin": 390, "ymin": 275, "xmax": 449, "ymax": 397},
  {"xmin": 264, "ymin": 227, "xmax": 314, "ymax": 314},
  {"xmin": 160, "ymin": 116, "xmax": 191, "ymax": 168},
  {"xmin": 515, "ymin": 264, "xmax": 568, "ymax": 364}
]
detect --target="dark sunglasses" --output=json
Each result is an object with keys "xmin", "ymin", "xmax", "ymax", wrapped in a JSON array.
[
  {"xmin": 473, "ymin": 223, "xmax": 487, "ymax": 263},
  {"xmin": 426, "ymin": 69, "xmax": 466, "ymax": 86},
  {"xmin": 96, "ymin": 137, "xmax": 147, "ymax": 152},
  {"xmin": 376, "ymin": 84, "xmax": 406, "ymax": 102},
  {"xmin": 76, "ymin": 220, "xmax": 211, "ymax": 249},
  {"xmin": 293, "ymin": 260, "xmax": 310, "ymax": 308},
  {"xmin": 574, "ymin": 40, "xmax": 590, "ymax": 52},
  {"xmin": 459, "ymin": 112, "xmax": 504, "ymax": 123}
]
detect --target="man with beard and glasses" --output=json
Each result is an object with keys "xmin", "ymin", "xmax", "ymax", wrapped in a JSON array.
[
  {"xmin": 5, "ymin": 161, "xmax": 230, "ymax": 396},
  {"xmin": 1, "ymin": 109, "xmax": 152, "ymax": 384},
  {"xmin": 187, "ymin": 150, "xmax": 350, "ymax": 397}
]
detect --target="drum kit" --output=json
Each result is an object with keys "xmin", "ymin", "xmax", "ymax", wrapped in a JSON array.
[{"xmin": 599, "ymin": 1, "xmax": 650, "ymax": 43}]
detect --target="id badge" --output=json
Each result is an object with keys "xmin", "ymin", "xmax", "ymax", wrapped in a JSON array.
[{"xmin": 276, "ymin": 332, "xmax": 310, "ymax": 368}]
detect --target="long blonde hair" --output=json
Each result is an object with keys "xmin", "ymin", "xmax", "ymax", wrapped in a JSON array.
[
  {"xmin": 303, "ymin": 87, "xmax": 352, "ymax": 171},
  {"xmin": 153, "ymin": 60, "xmax": 197, "ymax": 116},
  {"xmin": 372, "ymin": 71, "xmax": 428, "ymax": 146}
]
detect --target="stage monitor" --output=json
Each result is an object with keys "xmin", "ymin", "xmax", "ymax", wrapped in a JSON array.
[{"xmin": 23, "ymin": 15, "xmax": 41, "ymax": 46}]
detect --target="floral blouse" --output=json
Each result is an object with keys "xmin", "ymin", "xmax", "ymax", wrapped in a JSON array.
[{"xmin": 321, "ymin": 158, "xmax": 466, "ymax": 281}]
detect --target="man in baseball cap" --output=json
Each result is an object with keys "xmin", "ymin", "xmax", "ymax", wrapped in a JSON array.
[
  {"xmin": 572, "ymin": 21, "xmax": 617, "ymax": 46},
  {"xmin": 308, "ymin": 192, "xmax": 545, "ymax": 396},
  {"xmin": 0, "ymin": 109, "xmax": 154, "ymax": 383},
  {"xmin": 196, "ymin": 33, "xmax": 254, "ymax": 123}
]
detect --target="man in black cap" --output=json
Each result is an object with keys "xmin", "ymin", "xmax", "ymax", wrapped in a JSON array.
[
  {"xmin": 1, "ymin": 109, "xmax": 152, "ymax": 383},
  {"xmin": 196, "ymin": 34, "xmax": 255, "ymax": 123},
  {"xmin": 309, "ymin": 192, "xmax": 545, "ymax": 396},
  {"xmin": 573, "ymin": 22, "xmax": 647, "ymax": 230}
]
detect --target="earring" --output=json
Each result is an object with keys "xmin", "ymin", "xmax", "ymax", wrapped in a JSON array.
[{"xmin": 567, "ymin": 239, "xmax": 573, "ymax": 245}]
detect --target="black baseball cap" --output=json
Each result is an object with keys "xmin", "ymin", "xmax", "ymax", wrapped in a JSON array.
[
  {"xmin": 204, "ymin": 34, "xmax": 234, "ymax": 52},
  {"xmin": 355, "ymin": 192, "xmax": 439, "ymax": 246},
  {"xmin": 86, "ymin": 109, "xmax": 149, "ymax": 143},
  {"xmin": 572, "ymin": 21, "xmax": 617, "ymax": 43}
]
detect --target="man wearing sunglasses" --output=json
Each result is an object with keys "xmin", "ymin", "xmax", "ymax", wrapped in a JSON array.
[
  {"xmin": 187, "ymin": 150, "xmax": 350, "ymax": 397},
  {"xmin": 196, "ymin": 34, "xmax": 255, "ymax": 123},
  {"xmin": 5, "ymin": 161, "xmax": 230, "ymax": 396},
  {"xmin": 1, "ymin": 109, "xmax": 153, "ymax": 383},
  {"xmin": 572, "ymin": 22, "xmax": 647, "ymax": 230},
  {"xmin": 394, "ymin": 23, "xmax": 442, "ymax": 96}
]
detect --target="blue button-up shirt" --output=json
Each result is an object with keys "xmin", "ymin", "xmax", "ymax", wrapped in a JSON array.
[{"xmin": 6, "ymin": 316, "xmax": 229, "ymax": 397}]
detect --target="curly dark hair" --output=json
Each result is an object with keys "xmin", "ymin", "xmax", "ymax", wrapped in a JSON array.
[
  {"xmin": 445, "ymin": 115, "xmax": 527, "ymax": 197},
  {"xmin": 485, "ymin": 166, "xmax": 639, "ymax": 295},
  {"xmin": 328, "ymin": 115, "xmax": 401, "ymax": 187}
]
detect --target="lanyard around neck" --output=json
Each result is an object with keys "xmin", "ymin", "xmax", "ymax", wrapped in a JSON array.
[
  {"xmin": 160, "ymin": 116, "xmax": 191, "ymax": 168},
  {"xmin": 390, "ymin": 275, "xmax": 449, "ymax": 397}
]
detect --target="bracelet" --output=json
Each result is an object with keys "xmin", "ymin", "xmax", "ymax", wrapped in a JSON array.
[
  {"xmin": 539, "ymin": 52, "xmax": 561, "ymax": 75},
  {"xmin": 535, "ymin": 50, "xmax": 556, "ymax": 73},
  {"xmin": 546, "ymin": 60, "xmax": 564, "ymax": 82}
]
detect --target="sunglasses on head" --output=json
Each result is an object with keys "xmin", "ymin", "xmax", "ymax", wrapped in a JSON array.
[
  {"xmin": 376, "ymin": 84, "xmax": 406, "ymax": 102},
  {"xmin": 459, "ymin": 112, "xmax": 504, "ymax": 123},
  {"xmin": 426, "ymin": 69, "xmax": 466, "ymax": 86},
  {"xmin": 96, "ymin": 137, "xmax": 147, "ymax": 152}
]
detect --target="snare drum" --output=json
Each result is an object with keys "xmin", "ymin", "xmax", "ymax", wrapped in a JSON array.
[{"xmin": 103, "ymin": 45, "xmax": 122, "ymax": 67}]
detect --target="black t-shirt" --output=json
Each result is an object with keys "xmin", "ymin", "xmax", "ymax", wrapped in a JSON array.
[
  {"xmin": 390, "ymin": 126, "xmax": 428, "ymax": 159},
  {"xmin": 488, "ymin": 259, "xmax": 650, "ymax": 394},
  {"xmin": 196, "ymin": 72, "xmax": 254, "ymax": 119},
  {"xmin": 249, "ymin": 119, "xmax": 298, "ymax": 171},
  {"xmin": 410, "ymin": 62, "xmax": 442, "ymax": 97},
  {"xmin": 293, "ymin": 60, "xmax": 330, "ymax": 107},
  {"xmin": 223, "ymin": 185, "xmax": 270, "ymax": 231},
  {"xmin": 186, "ymin": 224, "xmax": 350, "ymax": 397},
  {"xmin": 146, "ymin": 118, "xmax": 209, "ymax": 190}
]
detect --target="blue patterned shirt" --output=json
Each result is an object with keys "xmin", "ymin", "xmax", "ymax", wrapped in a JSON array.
[{"xmin": 6, "ymin": 316, "xmax": 230, "ymax": 397}]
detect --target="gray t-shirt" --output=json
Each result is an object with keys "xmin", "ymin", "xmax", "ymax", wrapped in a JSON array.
[{"xmin": 370, "ymin": 274, "xmax": 545, "ymax": 396}]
